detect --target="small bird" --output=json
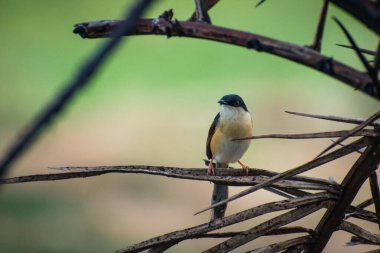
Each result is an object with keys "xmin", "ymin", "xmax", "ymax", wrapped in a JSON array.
[{"xmin": 206, "ymin": 94, "xmax": 253, "ymax": 220}]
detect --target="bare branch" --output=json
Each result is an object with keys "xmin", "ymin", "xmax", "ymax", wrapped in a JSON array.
[
  {"xmin": 72, "ymin": 19, "xmax": 376, "ymax": 100},
  {"xmin": 285, "ymin": 111, "xmax": 379, "ymax": 127},
  {"xmin": 247, "ymin": 236, "xmax": 310, "ymax": 253},
  {"xmin": 357, "ymin": 198, "xmax": 374, "ymax": 209},
  {"xmin": 346, "ymin": 206, "xmax": 378, "ymax": 223},
  {"xmin": 339, "ymin": 221, "xmax": 380, "ymax": 245},
  {"xmin": 116, "ymin": 194, "xmax": 332, "ymax": 253},
  {"xmin": 235, "ymin": 129, "xmax": 378, "ymax": 141},
  {"xmin": 194, "ymin": 137, "xmax": 367, "ymax": 216},
  {"xmin": 369, "ymin": 171, "xmax": 380, "ymax": 231},
  {"xmin": 0, "ymin": 0, "xmax": 154, "ymax": 178},
  {"xmin": 204, "ymin": 202, "xmax": 327, "ymax": 253},
  {"xmin": 0, "ymin": 166, "xmax": 341, "ymax": 194},
  {"xmin": 316, "ymin": 110, "xmax": 380, "ymax": 158},
  {"xmin": 189, "ymin": 0, "xmax": 219, "ymax": 21}
]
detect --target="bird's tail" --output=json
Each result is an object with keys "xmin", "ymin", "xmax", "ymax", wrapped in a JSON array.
[
  {"xmin": 211, "ymin": 162, "xmax": 229, "ymax": 220},
  {"xmin": 211, "ymin": 183, "xmax": 228, "ymax": 220}
]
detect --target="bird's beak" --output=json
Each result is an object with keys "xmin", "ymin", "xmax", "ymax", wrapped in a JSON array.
[{"xmin": 218, "ymin": 99, "xmax": 227, "ymax": 105}]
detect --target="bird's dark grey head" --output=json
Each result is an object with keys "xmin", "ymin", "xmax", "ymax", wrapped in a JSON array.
[{"xmin": 218, "ymin": 94, "xmax": 248, "ymax": 112}]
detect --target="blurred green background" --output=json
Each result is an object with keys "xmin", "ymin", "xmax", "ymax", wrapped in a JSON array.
[{"xmin": 0, "ymin": 0, "xmax": 379, "ymax": 252}]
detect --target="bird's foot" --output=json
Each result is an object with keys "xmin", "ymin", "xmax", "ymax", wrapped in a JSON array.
[
  {"xmin": 238, "ymin": 161, "xmax": 250, "ymax": 175},
  {"xmin": 208, "ymin": 160, "xmax": 216, "ymax": 175}
]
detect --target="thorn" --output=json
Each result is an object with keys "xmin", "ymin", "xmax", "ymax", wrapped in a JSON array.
[
  {"xmin": 73, "ymin": 24, "xmax": 88, "ymax": 38},
  {"xmin": 310, "ymin": 0, "xmax": 329, "ymax": 51},
  {"xmin": 255, "ymin": 0, "xmax": 267, "ymax": 8},
  {"xmin": 336, "ymin": 44, "xmax": 376, "ymax": 56},
  {"xmin": 246, "ymin": 39, "xmax": 264, "ymax": 52},
  {"xmin": 315, "ymin": 57, "xmax": 334, "ymax": 74}
]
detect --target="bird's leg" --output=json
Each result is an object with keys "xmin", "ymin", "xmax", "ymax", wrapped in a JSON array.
[
  {"xmin": 238, "ymin": 160, "xmax": 250, "ymax": 175},
  {"xmin": 208, "ymin": 158, "xmax": 216, "ymax": 175}
]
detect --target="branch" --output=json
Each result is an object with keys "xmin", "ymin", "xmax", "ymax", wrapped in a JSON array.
[
  {"xmin": 285, "ymin": 111, "xmax": 380, "ymax": 127},
  {"xmin": 116, "ymin": 193, "xmax": 333, "ymax": 253},
  {"xmin": 194, "ymin": 137, "xmax": 368, "ymax": 216},
  {"xmin": 247, "ymin": 236, "xmax": 310, "ymax": 253},
  {"xmin": 149, "ymin": 227, "xmax": 313, "ymax": 252},
  {"xmin": 369, "ymin": 171, "xmax": 380, "ymax": 231},
  {"xmin": 0, "ymin": 0, "xmax": 154, "ymax": 178},
  {"xmin": 339, "ymin": 221, "xmax": 380, "ymax": 245},
  {"xmin": 310, "ymin": 137, "xmax": 380, "ymax": 253},
  {"xmin": 316, "ymin": 110, "xmax": 380, "ymax": 158},
  {"xmin": 357, "ymin": 198, "xmax": 374, "ymax": 209},
  {"xmin": 235, "ymin": 129, "xmax": 378, "ymax": 141},
  {"xmin": 204, "ymin": 202, "xmax": 327, "ymax": 253},
  {"xmin": 0, "ymin": 166, "xmax": 340, "ymax": 193},
  {"xmin": 72, "ymin": 19, "xmax": 377, "ymax": 100}
]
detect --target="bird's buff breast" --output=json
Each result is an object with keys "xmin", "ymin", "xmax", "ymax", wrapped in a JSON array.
[{"xmin": 211, "ymin": 109, "xmax": 252, "ymax": 164}]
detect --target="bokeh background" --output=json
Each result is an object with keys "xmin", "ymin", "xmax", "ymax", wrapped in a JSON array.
[{"xmin": 0, "ymin": 0, "xmax": 379, "ymax": 252}]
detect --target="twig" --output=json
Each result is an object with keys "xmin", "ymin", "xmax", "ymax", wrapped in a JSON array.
[
  {"xmin": 336, "ymin": 44, "xmax": 377, "ymax": 56},
  {"xmin": 194, "ymin": 0, "xmax": 212, "ymax": 23},
  {"xmin": 310, "ymin": 137, "xmax": 380, "ymax": 253},
  {"xmin": 346, "ymin": 206, "xmax": 378, "ymax": 223},
  {"xmin": 204, "ymin": 202, "xmax": 327, "ymax": 253},
  {"xmin": 116, "ymin": 193, "xmax": 333, "ymax": 253},
  {"xmin": 234, "ymin": 129, "xmax": 378, "ymax": 141},
  {"xmin": 369, "ymin": 171, "xmax": 380, "ymax": 231},
  {"xmin": 334, "ymin": 17, "xmax": 380, "ymax": 96},
  {"xmin": 72, "ymin": 19, "xmax": 376, "ymax": 100},
  {"xmin": 285, "ymin": 111, "xmax": 379, "ymax": 127},
  {"xmin": 0, "ymin": 0, "xmax": 154, "ymax": 178},
  {"xmin": 247, "ymin": 236, "xmax": 311, "ymax": 253},
  {"xmin": 347, "ymin": 236, "xmax": 379, "ymax": 246},
  {"xmin": 357, "ymin": 198, "xmax": 374, "ymax": 209},
  {"xmin": 375, "ymin": 41, "xmax": 380, "ymax": 72},
  {"xmin": 316, "ymin": 110, "xmax": 380, "ymax": 158},
  {"xmin": 310, "ymin": 0, "xmax": 329, "ymax": 51},
  {"xmin": 194, "ymin": 137, "xmax": 367, "ymax": 216},
  {"xmin": 339, "ymin": 221, "xmax": 380, "ymax": 245}
]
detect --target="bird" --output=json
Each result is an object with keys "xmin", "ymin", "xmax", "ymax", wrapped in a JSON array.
[{"xmin": 206, "ymin": 94, "xmax": 253, "ymax": 220}]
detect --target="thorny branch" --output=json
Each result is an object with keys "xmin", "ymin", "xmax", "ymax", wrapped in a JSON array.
[{"xmin": 73, "ymin": 18, "xmax": 377, "ymax": 100}]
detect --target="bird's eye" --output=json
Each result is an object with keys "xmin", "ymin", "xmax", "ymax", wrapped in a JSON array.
[{"xmin": 234, "ymin": 101, "xmax": 240, "ymax": 106}]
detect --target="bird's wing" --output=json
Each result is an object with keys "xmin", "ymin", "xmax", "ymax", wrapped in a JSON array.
[{"xmin": 206, "ymin": 113, "xmax": 220, "ymax": 159}]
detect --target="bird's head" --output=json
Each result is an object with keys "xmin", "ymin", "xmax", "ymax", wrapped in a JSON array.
[{"xmin": 218, "ymin": 94, "xmax": 248, "ymax": 112}]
